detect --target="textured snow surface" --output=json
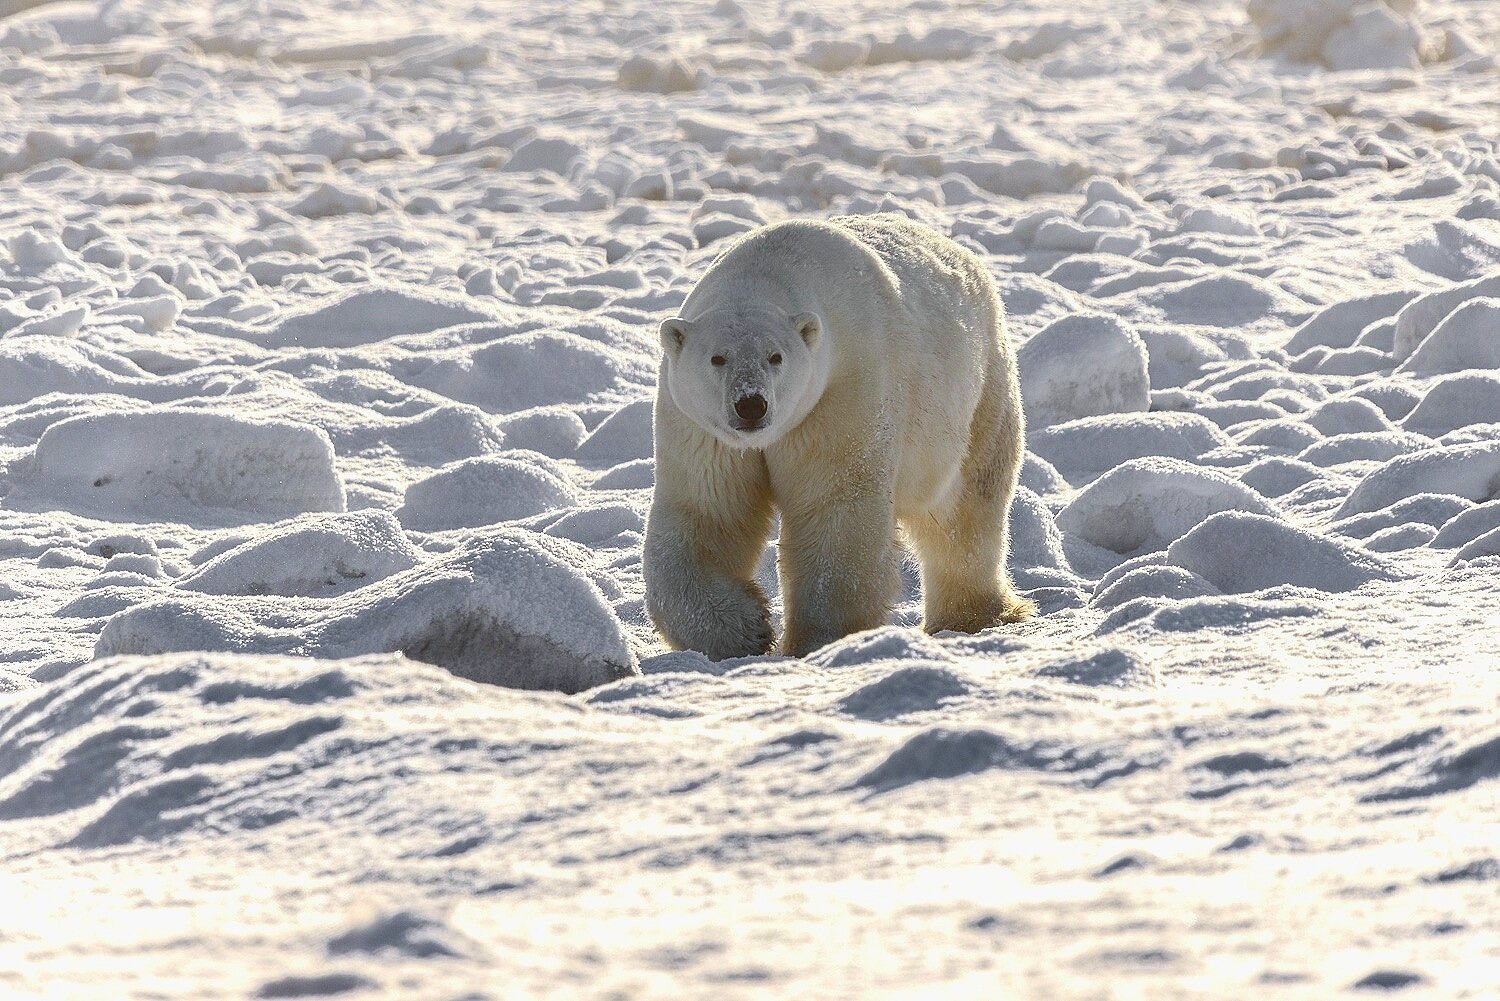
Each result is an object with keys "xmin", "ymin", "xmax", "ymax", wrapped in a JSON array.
[{"xmin": 2, "ymin": 0, "xmax": 1499, "ymax": 996}]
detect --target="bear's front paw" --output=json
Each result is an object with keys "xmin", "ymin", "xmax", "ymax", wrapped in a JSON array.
[
  {"xmin": 698, "ymin": 587, "xmax": 775, "ymax": 660},
  {"xmin": 651, "ymin": 580, "xmax": 774, "ymax": 661}
]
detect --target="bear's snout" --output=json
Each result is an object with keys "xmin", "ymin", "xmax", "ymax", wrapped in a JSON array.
[{"xmin": 734, "ymin": 393, "xmax": 768, "ymax": 426}]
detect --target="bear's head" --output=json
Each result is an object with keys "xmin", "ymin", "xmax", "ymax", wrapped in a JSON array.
[{"xmin": 658, "ymin": 306, "xmax": 828, "ymax": 448}]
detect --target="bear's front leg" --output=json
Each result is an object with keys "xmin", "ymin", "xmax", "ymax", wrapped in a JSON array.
[
  {"xmin": 644, "ymin": 402, "xmax": 775, "ymax": 660},
  {"xmin": 772, "ymin": 464, "xmax": 901, "ymax": 658},
  {"xmin": 643, "ymin": 500, "xmax": 774, "ymax": 659}
]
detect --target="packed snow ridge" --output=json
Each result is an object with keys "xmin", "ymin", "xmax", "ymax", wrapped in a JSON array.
[{"xmin": 1, "ymin": 0, "xmax": 1498, "ymax": 997}]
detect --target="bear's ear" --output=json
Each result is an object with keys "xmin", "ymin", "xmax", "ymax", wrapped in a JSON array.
[
  {"xmin": 792, "ymin": 312, "xmax": 821, "ymax": 347},
  {"xmin": 658, "ymin": 316, "xmax": 689, "ymax": 357}
]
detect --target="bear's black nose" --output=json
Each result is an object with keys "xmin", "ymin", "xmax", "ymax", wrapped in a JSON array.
[{"xmin": 734, "ymin": 393, "xmax": 768, "ymax": 424}]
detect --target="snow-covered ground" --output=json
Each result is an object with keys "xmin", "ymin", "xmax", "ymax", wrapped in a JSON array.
[{"xmin": 2, "ymin": 0, "xmax": 1499, "ymax": 996}]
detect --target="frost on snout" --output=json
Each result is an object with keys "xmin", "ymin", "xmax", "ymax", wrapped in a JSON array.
[{"xmin": 727, "ymin": 368, "xmax": 772, "ymax": 430}]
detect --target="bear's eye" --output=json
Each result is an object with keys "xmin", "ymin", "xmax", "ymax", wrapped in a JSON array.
[
  {"xmin": 710, "ymin": 355, "xmax": 726, "ymax": 366},
  {"xmin": 768, "ymin": 353, "xmax": 782, "ymax": 365}
]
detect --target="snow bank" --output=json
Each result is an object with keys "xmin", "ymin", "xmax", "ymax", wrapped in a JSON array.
[
  {"xmin": 97, "ymin": 531, "xmax": 638, "ymax": 693},
  {"xmin": 1017, "ymin": 314, "xmax": 1149, "ymax": 428},
  {"xmin": 6, "ymin": 409, "xmax": 344, "ymax": 522}
]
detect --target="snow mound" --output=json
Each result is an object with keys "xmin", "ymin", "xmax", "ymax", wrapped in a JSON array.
[
  {"xmin": 1092, "ymin": 564, "xmax": 1220, "ymax": 610},
  {"xmin": 1336, "ymin": 441, "xmax": 1500, "ymax": 517},
  {"xmin": 1007, "ymin": 487, "xmax": 1070, "ymax": 572},
  {"xmin": 1450, "ymin": 527, "xmax": 1500, "ymax": 565},
  {"xmin": 1248, "ymin": 0, "xmax": 1433, "ymax": 71},
  {"xmin": 0, "ymin": 340, "xmax": 132, "ymax": 405},
  {"xmin": 574, "ymin": 399, "xmax": 653, "ymax": 467},
  {"xmin": 1297, "ymin": 431, "xmax": 1429, "ymax": 467},
  {"xmin": 836, "ymin": 665, "xmax": 976, "ymax": 720},
  {"xmin": 1284, "ymin": 290, "xmax": 1416, "ymax": 355},
  {"xmin": 6, "ymin": 409, "xmax": 345, "ymax": 522},
  {"xmin": 177, "ymin": 511, "xmax": 419, "ymax": 597},
  {"xmin": 1017, "ymin": 314, "xmax": 1149, "ymax": 428},
  {"xmin": 254, "ymin": 284, "xmax": 494, "ymax": 349},
  {"xmin": 853, "ymin": 727, "xmax": 1093, "ymax": 793},
  {"xmin": 1167, "ymin": 511, "xmax": 1401, "ymax": 593},
  {"xmin": 1057, "ymin": 457, "xmax": 1278, "ymax": 565},
  {"xmin": 1401, "ymin": 374, "xmax": 1500, "ymax": 435},
  {"xmin": 616, "ymin": 53, "xmax": 700, "ymax": 93},
  {"xmin": 1029, "ymin": 413, "xmax": 1230, "ymax": 481},
  {"xmin": 409, "ymin": 331, "xmax": 647, "ymax": 413},
  {"xmin": 1121, "ymin": 273, "xmax": 1307, "ymax": 329},
  {"xmin": 1393, "ymin": 274, "xmax": 1500, "ymax": 362},
  {"xmin": 1239, "ymin": 457, "xmax": 1326, "ymax": 498},
  {"xmin": 1398, "ymin": 300, "xmax": 1500, "ymax": 375},
  {"xmin": 1329, "ymin": 493, "xmax": 1472, "ymax": 540},
  {"xmin": 1430, "ymin": 500, "xmax": 1500, "ymax": 550},
  {"xmin": 1302, "ymin": 397, "xmax": 1395, "ymax": 436},
  {"xmin": 396, "ymin": 454, "xmax": 579, "ymax": 531},
  {"xmin": 497, "ymin": 407, "xmax": 589, "ymax": 458},
  {"xmin": 97, "ymin": 531, "xmax": 638, "ymax": 693}
]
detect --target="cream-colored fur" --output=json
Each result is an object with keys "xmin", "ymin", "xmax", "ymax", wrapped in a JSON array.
[{"xmin": 644, "ymin": 214, "xmax": 1033, "ymax": 659}]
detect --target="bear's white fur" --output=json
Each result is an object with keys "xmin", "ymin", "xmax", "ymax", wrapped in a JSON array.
[{"xmin": 644, "ymin": 214, "xmax": 1033, "ymax": 658}]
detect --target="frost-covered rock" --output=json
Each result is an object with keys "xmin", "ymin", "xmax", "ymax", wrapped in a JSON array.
[{"xmin": 1017, "ymin": 314, "xmax": 1149, "ymax": 428}]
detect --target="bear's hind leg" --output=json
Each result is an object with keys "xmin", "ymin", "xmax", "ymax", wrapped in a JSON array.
[{"xmin": 910, "ymin": 365, "xmax": 1034, "ymax": 635}]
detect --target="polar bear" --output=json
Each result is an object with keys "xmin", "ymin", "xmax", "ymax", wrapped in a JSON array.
[{"xmin": 644, "ymin": 214, "xmax": 1033, "ymax": 658}]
